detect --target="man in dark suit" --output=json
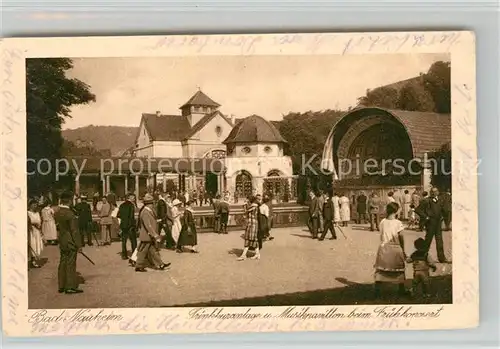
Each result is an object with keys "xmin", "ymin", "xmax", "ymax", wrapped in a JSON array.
[
  {"xmin": 368, "ymin": 192, "xmax": 381, "ymax": 231},
  {"xmin": 212, "ymin": 194, "xmax": 221, "ymax": 234},
  {"xmin": 415, "ymin": 187, "xmax": 451, "ymax": 263},
  {"xmin": 417, "ymin": 191, "xmax": 429, "ymax": 231},
  {"xmin": 218, "ymin": 194, "xmax": 230, "ymax": 234},
  {"xmin": 320, "ymin": 190, "xmax": 337, "ymax": 240},
  {"xmin": 75, "ymin": 195, "xmax": 93, "ymax": 246},
  {"xmin": 54, "ymin": 191, "xmax": 83, "ymax": 294},
  {"xmin": 308, "ymin": 190, "xmax": 321, "ymax": 239},
  {"xmin": 356, "ymin": 191, "xmax": 368, "ymax": 224},
  {"xmin": 441, "ymin": 189, "xmax": 452, "ymax": 231},
  {"xmin": 118, "ymin": 193, "xmax": 137, "ymax": 260}
]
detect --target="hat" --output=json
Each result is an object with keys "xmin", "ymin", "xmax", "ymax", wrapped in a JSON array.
[
  {"xmin": 80, "ymin": 195, "xmax": 88, "ymax": 200},
  {"xmin": 60, "ymin": 191, "xmax": 73, "ymax": 201},
  {"xmin": 143, "ymin": 193, "xmax": 154, "ymax": 204},
  {"xmin": 172, "ymin": 199, "xmax": 182, "ymax": 206}
]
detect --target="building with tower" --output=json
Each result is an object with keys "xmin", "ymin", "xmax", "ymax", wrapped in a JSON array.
[{"xmin": 129, "ymin": 90, "xmax": 295, "ymax": 202}]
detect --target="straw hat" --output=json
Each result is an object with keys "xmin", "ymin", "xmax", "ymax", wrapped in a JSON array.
[
  {"xmin": 143, "ymin": 193, "xmax": 154, "ymax": 204},
  {"xmin": 172, "ymin": 199, "xmax": 182, "ymax": 206}
]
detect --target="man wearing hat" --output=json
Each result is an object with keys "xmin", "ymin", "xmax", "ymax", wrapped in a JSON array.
[
  {"xmin": 157, "ymin": 192, "xmax": 176, "ymax": 249},
  {"xmin": 54, "ymin": 191, "xmax": 83, "ymax": 294},
  {"xmin": 118, "ymin": 193, "xmax": 137, "ymax": 260},
  {"xmin": 75, "ymin": 194, "xmax": 93, "ymax": 246},
  {"xmin": 135, "ymin": 193, "xmax": 170, "ymax": 272}
]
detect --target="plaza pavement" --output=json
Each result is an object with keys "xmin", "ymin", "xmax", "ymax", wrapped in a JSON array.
[{"xmin": 29, "ymin": 225, "xmax": 452, "ymax": 309}]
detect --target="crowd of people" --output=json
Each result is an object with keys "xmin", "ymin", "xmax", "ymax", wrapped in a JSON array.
[
  {"xmin": 303, "ymin": 186, "xmax": 452, "ymax": 298},
  {"xmin": 27, "ymin": 184, "xmax": 451, "ymax": 298},
  {"xmin": 27, "ymin": 187, "xmax": 277, "ymax": 294}
]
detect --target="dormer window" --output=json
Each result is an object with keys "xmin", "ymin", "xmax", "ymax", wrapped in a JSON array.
[
  {"xmin": 242, "ymin": 146, "xmax": 251, "ymax": 154},
  {"xmin": 264, "ymin": 146, "xmax": 272, "ymax": 154}
]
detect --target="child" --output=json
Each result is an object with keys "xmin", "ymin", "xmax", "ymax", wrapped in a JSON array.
[
  {"xmin": 407, "ymin": 204, "xmax": 418, "ymax": 230},
  {"xmin": 407, "ymin": 238, "xmax": 437, "ymax": 298}
]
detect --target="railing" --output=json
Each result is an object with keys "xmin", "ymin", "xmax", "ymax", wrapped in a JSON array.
[
  {"xmin": 192, "ymin": 205, "xmax": 309, "ymax": 232},
  {"xmin": 90, "ymin": 204, "xmax": 309, "ymax": 233}
]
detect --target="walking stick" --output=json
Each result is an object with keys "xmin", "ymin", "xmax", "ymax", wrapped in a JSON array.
[
  {"xmin": 334, "ymin": 223, "xmax": 348, "ymax": 239},
  {"xmin": 79, "ymin": 250, "xmax": 96, "ymax": 265},
  {"xmin": 90, "ymin": 221, "xmax": 102, "ymax": 246},
  {"xmin": 28, "ymin": 245, "xmax": 41, "ymax": 263},
  {"xmin": 92, "ymin": 229, "xmax": 101, "ymax": 246}
]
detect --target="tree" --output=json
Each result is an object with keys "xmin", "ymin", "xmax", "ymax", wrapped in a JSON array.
[
  {"xmin": 357, "ymin": 86, "xmax": 399, "ymax": 109},
  {"xmin": 423, "ymin": 61, "xmax": 451, "ymax": 113},
  {"xmin": 27, "ymin": 58, "xmax": 96, "ymax": 195},
  {"xmin": 428, "ymin": 142, "xmax": 451, "ymax": 191},
  {"xmin": 356, "ymin": 60, "xmax": 451, "ymax": 114},
  {"xmin": 397, "ymin": 82, "xmax": 435, "ymax": 112}
]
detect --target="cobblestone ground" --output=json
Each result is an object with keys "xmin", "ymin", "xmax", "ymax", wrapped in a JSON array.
[{"xmin": 29, "ymin": 225, "xmax": 452, "ymax": 309}]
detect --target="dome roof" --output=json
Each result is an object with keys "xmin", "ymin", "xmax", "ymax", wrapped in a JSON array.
[{"xmin": 223, "ymin": 114, "xmax": 287, "ymax": 144}]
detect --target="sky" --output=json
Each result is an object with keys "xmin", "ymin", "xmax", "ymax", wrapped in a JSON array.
[{"xmin": 63, "ymin": 53, "xmax": 448, "ymax": 130}]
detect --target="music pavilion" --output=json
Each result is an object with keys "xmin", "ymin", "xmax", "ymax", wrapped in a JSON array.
[
  {"xmin": 70, "ymin": 90, "xmax": 296, "ymax": 202},
  {"xmin": 321, "ymin": 106, "xmax": 451, "ymax": 199}
]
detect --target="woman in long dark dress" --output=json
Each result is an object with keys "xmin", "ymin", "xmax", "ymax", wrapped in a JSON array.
[
  {"xmin": 237, "ymin": 196, "xmax": 260, "ymax": 261},
  {"xmin": 257, "ymin": 196, "xmax": 270, "ymax": 250},
  {"xmin": 176, "ymin": 200, "xmax": 199, "ymax": 253}
]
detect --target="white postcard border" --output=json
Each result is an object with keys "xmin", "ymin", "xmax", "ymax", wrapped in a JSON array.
[{"xmin": 1, "ymin": 31, "xmax": 478, "ymax": 336}]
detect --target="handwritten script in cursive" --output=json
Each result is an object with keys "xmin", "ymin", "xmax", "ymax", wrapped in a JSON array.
[
  {"xmin": 147, "ymin": 32, "xmax": 462, "ymax": 56},
  {"xmin": 2, "ymin": 47, "xmax": 25, "ymax": 330},
  {"xmin": 452, "ymin": 79, "xmax": 479, "ymax": 303}
]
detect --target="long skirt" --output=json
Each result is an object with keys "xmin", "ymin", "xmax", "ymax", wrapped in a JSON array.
[
  {"xmin": 374, "ymin": 243, "xmax": 406, "ymax": 283},
  {"xmin": 177, "ymin": 227, "xmax": 197, "ymax": 247},
  {"xmin": 403, "ymin": 203, "xmax": 411, "ymax": 220},
  {"xmin": 41, "ymin": 220, "xmax": 57, "ymax": 241},
  {"xmin": 111, "ymin": 217, "xmax": 120, "ymax": 240},
  {"xmin": 244, "ymin": 222, "xmax": 259, "ymax": 249},
  {"xmin": 171, "ymin": 219, "xmax": 181, "ymax": 243},
  {"xmin": 257, "ymin": 216, "xmax": 269, "ymax": 249},
  {"xmin": 29, "ymin": 228, "xmax": 44, "ymax": 258}
]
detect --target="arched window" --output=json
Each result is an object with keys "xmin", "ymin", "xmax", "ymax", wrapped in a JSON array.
[
  {"xmin": 267, "ymin": 169, "xmax": 282, "ymax": 177},
  {"xmin": 264, "ymin": 169, "xmax": 289, "ymax": 202},
  {"xmin": 235, "ymin": 171, "xmax": 253, "ymax": 199}
]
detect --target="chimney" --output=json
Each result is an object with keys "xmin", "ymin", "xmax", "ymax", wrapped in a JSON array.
[
  {"xmin": 156, "ymin": 110, "xmax": 161, "ymax": 117},
  {"xmin": 230, "ymin": 114, "xmax": 236, "ymax": 125}
]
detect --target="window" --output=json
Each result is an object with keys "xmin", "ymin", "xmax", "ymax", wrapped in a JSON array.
[
  {"xmin": 264, "ymin": 146, "xmax": 272, "ymax": 154},
  {"xmin": 242, "ymin": 146, "xmax": 251, "ymax": 154},
  {"xmin": 212, "ymin": 150, "xmax": 226, "ymax": 159},
  {"xmin": 215, "ymin": 126, "xmax": 222, "ymax": 137}
]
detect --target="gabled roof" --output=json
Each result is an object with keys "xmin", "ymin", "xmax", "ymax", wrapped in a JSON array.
[
  {"xmin": 141, "ymin": 113, "xmax": 192, "ymax": 141},
  {"xmin": 223, "ymin": 114, "xmax": 287, "ymax": 144},
  {"xmin": 182, "ymin": 110, "xmax": 234, "ymax": 141},
  {"xmin": 180, "ymin": 90, "xmax": 221, "ymax": 109}
]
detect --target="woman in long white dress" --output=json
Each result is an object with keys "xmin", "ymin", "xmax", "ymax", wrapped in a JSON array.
[
  {"xmin": 28, "ymin": 199, "xmax": 44, "ymax": 268},
  {"xmin": 170, "ymin": 199, "xmax": 183, "ymax": 244},
  {"xmin": 332, "ymin": 192, "xmax": 341, "ymax": 224},
  {"xmin": 41, "ymin": 200, "xmax": 58, "ymax": 244},
  {"xmin": 339, "ymin": 193, "xmax": 351, "ymax": 227}
]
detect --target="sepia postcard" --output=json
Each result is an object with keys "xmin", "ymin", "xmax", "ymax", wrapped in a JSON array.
[{"xmin": 1, "ymin": 31, "xmax": 478, "ymax": 337}]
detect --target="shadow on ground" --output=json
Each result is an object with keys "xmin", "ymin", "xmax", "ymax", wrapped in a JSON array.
[{"xmin": 169, "ymin": 275, "xmax": 452, "ymax": 307}]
